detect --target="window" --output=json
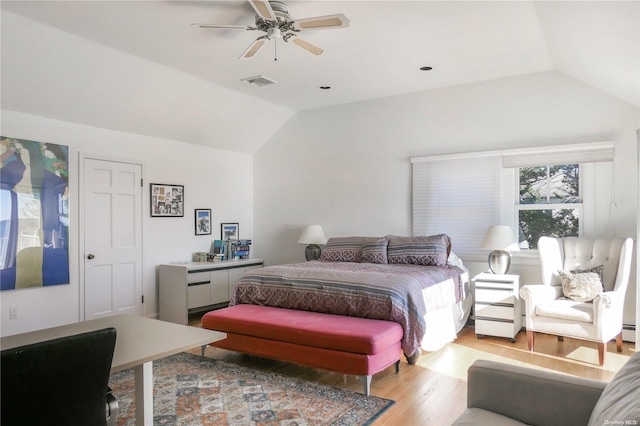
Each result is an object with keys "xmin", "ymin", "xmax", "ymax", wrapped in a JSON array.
[
  {"xmin": 412, "ymin": 141, "xmax": 613, "ymax": 255},
  {"xmin": 412, "ymin": 154, "xmax": 502, "ymax": 254},
  {"xmin": 516, "ymin": 164, "xmax": 581, "ymax": 249}
]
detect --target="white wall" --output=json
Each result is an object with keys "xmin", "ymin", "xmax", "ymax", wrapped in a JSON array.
[
  {"xmin": 1, "ymin": 10, "xmax": 295, "ymax": 155},
  {"xmin": 253, "ymin": 70, "xmax": 639, "ymax": 332},
  {"xmin": 1, "ymin": 110, "xmax": 253, "ymax": 336}
]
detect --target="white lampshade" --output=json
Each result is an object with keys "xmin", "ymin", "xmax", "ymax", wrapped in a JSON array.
[
  {"xmin": 480, "ymin": 225, "xmax": 518, "ymax": 251},
  {"xmin": 298, "ymin": 225, "xmax": 327, "ymax": 245}
]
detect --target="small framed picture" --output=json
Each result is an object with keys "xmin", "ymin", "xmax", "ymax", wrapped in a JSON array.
[
  {"xmin": 221, "ymin": 223, "xmax": 239, "ymax": 240},
  {"xmin": 150, "ymin": 183, "xmax": 184, "ymax": 217},
  {"xmin": 195, "ymin": 209, "xmax": 211, "ymax": 235}
]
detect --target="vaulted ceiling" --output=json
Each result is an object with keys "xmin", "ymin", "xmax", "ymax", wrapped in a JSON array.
[{"xmin": 2, "ymin": 1, "xmax": 638, "ymax": 153}]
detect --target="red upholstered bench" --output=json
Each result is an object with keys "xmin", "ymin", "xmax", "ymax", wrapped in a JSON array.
[{"xmin": 201, "ymin": 304, "xmax": 403, "ymax": 396}]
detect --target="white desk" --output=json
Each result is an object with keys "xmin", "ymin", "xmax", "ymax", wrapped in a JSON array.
[{"xmin": 0, "ymin": 314, "xmax": 225, "ymax": 426}]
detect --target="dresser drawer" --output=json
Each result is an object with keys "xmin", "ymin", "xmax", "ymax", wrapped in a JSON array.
[
  {"xmin": 187, "ymin": 284, "xmax": 210, "ymax": 309},
  {"xmin": 475, "ymin": 280, "xmax": 515, "ymax": 291},
  {"xmin": 475, "ymin": 319, "xmax": 518, "ymax": 339},
  {"xmin": 187, "ymin": 271, "xmax": 210, "ymax": 285},
  {"xmin": 475, "ymin": 288, "xmax": 515, "ymax": 305},
  {"xmin": 475, "ymin": 303, "xmax": 514, "ymax": 321}
]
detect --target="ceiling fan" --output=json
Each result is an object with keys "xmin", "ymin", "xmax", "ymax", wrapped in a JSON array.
[{"xmin": 191, "ymin": 0, "xmax": 350, "ymax": 60}]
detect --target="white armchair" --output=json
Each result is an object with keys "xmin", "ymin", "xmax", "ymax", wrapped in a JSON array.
[{"xmin": 520, "ymin": 236, "xmax": 633, "ymax": 366}]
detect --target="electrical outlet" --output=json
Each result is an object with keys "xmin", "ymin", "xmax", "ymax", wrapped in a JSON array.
[{"xmin": 9, "ymin": 307, "xmax": 17, "ymax": 320}]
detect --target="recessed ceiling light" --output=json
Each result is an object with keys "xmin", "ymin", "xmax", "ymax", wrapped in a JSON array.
[
  {"xmin": 419, "ymin": 66, "xmax": 433, "ymax": 71},
  {"xmin": 320, "ymin": 86, "xmax": 331, "ymax": 90}
]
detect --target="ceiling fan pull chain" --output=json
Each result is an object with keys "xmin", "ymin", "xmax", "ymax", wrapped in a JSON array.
[{"xmin": 274, "ymin": 38, "xmax": 278, "ymax": 61}]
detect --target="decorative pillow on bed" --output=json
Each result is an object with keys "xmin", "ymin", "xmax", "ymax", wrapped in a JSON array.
[
  {"xmin": 319, "ymin": 237, "xmax": 364, "ymax": 262},
  {"xmin": 386, "ymin": 234, "xmax": 451, "ymax": 266},
  {"xmin": 559, "ymin": 268, "xmax": 604, "ymax": 302},
  {"xmin": 361, "ymin": 238, "xmax": 388, "ymax": 264}
]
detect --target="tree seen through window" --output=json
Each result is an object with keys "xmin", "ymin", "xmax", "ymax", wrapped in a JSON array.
[{"xmin": 517, "ymin": 164, "xmax": 580, "ymax": 249}]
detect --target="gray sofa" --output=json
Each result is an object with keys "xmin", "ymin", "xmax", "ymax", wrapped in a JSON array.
[{"xmin": 453, "ymin": 350, "xmax": 640, "ymax": 426}]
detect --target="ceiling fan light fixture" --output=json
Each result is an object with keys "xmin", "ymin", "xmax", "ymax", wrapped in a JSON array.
[
  {"xmin": 266, "ymin": 27, "xmax": 282, "ymax": 39},
  {"xmin": 241, "ymin": 75, "xmax": 279, "ymax": 87},
  {"xmin": 193, "ymin": 0, "xmax": 349, "ymax": 60}
]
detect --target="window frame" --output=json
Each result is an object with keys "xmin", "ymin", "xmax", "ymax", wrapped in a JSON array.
[
  {"xmin": 514, "ymin": 164, "xmax": 584, "ymax": 249},
  {"xmin": 412, "ymin": 142, "xmax": 613, "ymax": 258}
]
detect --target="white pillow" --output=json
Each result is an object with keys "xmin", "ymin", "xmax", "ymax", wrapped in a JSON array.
[{"xmin": 559, "ymin": 270, "xmax": 603, "ymax": 302}]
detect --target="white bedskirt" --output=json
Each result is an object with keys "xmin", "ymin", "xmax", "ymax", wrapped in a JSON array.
[{"xmin": 420, "ymin": 279, "xmax": 473, "ymax": 352}]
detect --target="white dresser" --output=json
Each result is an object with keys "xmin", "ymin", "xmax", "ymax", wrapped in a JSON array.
[
  {"xmin": 158, "ymin": 258, "xmax": 263, "ymax": 324},
  {"xmin": 474, "ymin": 272, "xmax": 522, "ymax": 342}
]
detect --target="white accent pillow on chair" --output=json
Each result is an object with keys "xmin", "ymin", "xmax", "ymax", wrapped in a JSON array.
[{"xmin": 559, "ymin": 269, "xmax": 603, "ymax": 302}]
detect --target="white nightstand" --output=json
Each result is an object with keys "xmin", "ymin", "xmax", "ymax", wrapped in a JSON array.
[{"xmin": 474, "ymin": 272, "xmax": 522, "ymax": 342}]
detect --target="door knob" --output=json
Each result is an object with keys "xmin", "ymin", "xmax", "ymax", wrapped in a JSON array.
[{"xmin": 87, "ymin": 254, "xmax": 95, "ymax": 259}]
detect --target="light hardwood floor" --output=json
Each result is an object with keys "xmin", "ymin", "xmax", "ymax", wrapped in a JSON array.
[{"xmin": 187, "ymin": 316, "xmax": 636, "ymax": 426}]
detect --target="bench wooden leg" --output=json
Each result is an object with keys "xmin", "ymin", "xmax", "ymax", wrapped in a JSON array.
[
  {"xmin": 359, "ymin": 375, "xmax": 372, "ymax": 396},
  {"xmin": 201, "ymin": 345, "xmax": 207, "ymax": 357}
]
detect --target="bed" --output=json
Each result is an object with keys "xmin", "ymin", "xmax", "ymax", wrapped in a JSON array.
[{"xmin": 230, "ymin": 234, "xmax": 471, "ymax": 361}]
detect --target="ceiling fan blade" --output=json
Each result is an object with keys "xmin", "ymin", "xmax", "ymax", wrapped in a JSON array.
[
  {"xmin": 239, "ymin": 37, "xmax": 268, "ymax": 60},
  {"xmin": 292, "ymin": 14, "xmax": 350, "ymax": 31},
  {"xmin": 248, "ymin": 0, "xmax": 277, "ymax": 22},
  {"xmin": 190, "ymin": 23, "xmax": 255, "ymax": 30},
  {"xmin": 289, "ymin": 36, "xmax": 324, "ymax": 56}
]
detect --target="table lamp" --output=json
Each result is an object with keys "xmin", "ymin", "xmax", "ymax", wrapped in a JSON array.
[
  {"xmin": 480, "ymin": 225, "xmax": 518, "ymax": 274},
  {"xmin": 298, "ymin": 225, "xmax": 327, "ymax": 260}
]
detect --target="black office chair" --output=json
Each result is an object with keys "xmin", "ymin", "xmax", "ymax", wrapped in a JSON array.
[{"xmin": 1, "ymin": 327, "xmax": 118, "ymax": 426}]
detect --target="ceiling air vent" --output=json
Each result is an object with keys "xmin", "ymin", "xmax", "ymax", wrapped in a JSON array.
[{"xmin": 241, "ymin": 75, "xmax": 278, "ymax": 87}]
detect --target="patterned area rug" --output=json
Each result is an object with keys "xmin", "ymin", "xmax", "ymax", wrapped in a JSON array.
[{"xmin": 109, "ymin": 352, "xmax": 394, "ymax": 425}]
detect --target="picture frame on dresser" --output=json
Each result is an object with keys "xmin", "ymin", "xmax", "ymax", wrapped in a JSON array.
[
  {"xmin": 195, "ymin": 209, "xmax": 211, "ymax": 235},
  {"xmin": 221, "ymin": 223, "xmax": 239, "ymax": 240},
  {"xmin": 150, "ymin": 183, "xmax": 184, "ymax": 217}
]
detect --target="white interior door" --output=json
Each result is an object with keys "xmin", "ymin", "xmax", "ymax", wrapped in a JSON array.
[{"xmin": 82, "ymin": 157, "xmax": 143, "ymax": 320}]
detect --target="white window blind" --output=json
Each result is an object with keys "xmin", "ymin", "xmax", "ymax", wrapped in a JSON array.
[
  {"xmin": 501, "ymin": 142, "xmax": 613, "ymax": 168},
  {"xmin": 411, "ymin": 141, "xmax": 613, "ymax": 254},
  {"xmin": 412, "ymin": 154, "xmax": 502, "ymax": 254}
]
